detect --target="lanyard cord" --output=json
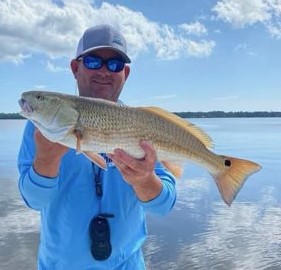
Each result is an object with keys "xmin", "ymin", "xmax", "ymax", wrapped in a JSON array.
[
  {"xmin": 93, "ymin": 164, "xmax": 103, "ymax": 214},
  {"xmin": 93, "ymin": 164, "xmax": 114, "ymax": 218}
]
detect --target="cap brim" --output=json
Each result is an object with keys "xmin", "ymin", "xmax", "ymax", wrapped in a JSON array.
[{"xmin": 76, "ymin": 46, "xmax": 131, "ymax": 63}]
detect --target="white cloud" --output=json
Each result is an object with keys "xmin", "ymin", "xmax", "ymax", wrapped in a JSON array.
[
  {"xmin": 182, "ymin": 39, "xmax": 215, "ymax": 58},
  {"xmin": 267, "ymin": 22, "xmax": 281, "ymax": 38},
  {"xmin": 234, "ymin": 43, "xmax": 248, "ymax": 52},
  {"xmin": 46, "ymin": 61, "xmax": 69, "ymax": 73},
  {"xmin": 213, "ymin": 0, "xmax": 271, "ymax": 27},
  {"xmin": 0, "ymin": 0, "xmax": 215, "ymax": 64},
  {"xmin": 146, "ymin": 182, "xmax": 281, "ymax": 269},
  {"xmin": 213, "ymin": 0, "xmax": 281, "ymax": 38},
  {"xmin": 233, "ymin": 43, "xmax": 257, "ymax": 56},
  {"xmin": 2, "ymin": 53, "xmax": 31, "ymax": 65},
  {"xmin": 179, "ymin": 21, "xmax": 208, "ymax": 36}
]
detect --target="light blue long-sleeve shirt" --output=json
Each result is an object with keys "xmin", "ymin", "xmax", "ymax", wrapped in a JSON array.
[{"xmin": 18, "ymin": 121, "xmax": 176, "ymax": 270}]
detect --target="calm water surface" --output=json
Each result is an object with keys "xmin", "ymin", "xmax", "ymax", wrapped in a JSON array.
[{"xmin": 1, "ymin": 118, "xmax": 281, "ymax": 270}]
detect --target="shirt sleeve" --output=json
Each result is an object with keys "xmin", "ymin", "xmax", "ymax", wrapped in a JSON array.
[
  {"xmin": 139, "ymin": 162, "xmax": 177, "ymax": 216},
  {"xmin": 17, "ymin": 121, "xmax": 59, "ymax": 210}
]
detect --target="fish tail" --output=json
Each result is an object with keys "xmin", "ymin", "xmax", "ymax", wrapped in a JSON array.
[{"xmin": 212, "ymin": 156, "xmax": 262, "ymax": 206}]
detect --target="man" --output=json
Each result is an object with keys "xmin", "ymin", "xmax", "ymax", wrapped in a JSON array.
[{"xmin": 18, "ymin": 24, "xmax": 176, "ymax": 270}]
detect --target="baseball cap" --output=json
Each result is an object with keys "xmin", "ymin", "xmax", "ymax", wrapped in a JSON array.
[{"xmin": 76, "ymin": 24, "xmax": 131, "ymax": 63}]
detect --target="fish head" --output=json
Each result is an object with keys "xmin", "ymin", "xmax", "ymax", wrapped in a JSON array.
[{"xmin": 19, "ymin": 91, "xmax": 79, "ymax": 138}]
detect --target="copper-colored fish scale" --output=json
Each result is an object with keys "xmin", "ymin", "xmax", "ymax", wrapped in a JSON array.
[{"xmin": 74, "ymin": 97, "xmax": 213, "ymax": 166}]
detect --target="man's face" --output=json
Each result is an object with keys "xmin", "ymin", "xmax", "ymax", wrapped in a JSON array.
[{"xmin": 71, "ymin": 49, "xmax": 130, "ymax": 101}]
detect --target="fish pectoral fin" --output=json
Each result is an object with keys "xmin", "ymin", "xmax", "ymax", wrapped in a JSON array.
[
  {"xmin": 74, "ymin": 129, "xmax": 83, "ymax": 152},
  {"xmin": 212, "ymin": 155, "xmax": 262, "ymax": 207},
  {"xmin": 161, "ymin": 161, "xmax": 184, "ymax": 178},
  {"xmin": 83, "ymin": 152, "xmax": 107, "ymax": 170}
]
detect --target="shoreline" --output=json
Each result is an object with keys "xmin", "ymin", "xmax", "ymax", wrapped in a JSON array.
[{"xmin": 2, "ymin": 111, "xmax": 281, "ymax": 119}]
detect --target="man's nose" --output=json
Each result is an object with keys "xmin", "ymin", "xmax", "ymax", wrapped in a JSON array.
[
  {"xmin": 98, "ymin": 67, "xmax": 111, "ymax": 78},
  {"xmin": 96, "ymin": 63, "xmax": 110, "ymax": 75}
]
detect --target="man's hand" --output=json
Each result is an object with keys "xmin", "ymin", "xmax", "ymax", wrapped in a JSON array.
[
  {"xmin": 109, "ymin": 141, "xmax": 163, "ymax": 202},
  {"xmin": 33, "ymin": 129, "xmax": 68, "ymax": 178}
]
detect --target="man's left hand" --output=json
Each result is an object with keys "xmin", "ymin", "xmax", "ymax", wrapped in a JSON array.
[{"xmin": 108, "ymin": 141, "xmax": 163, "ymax": 201}]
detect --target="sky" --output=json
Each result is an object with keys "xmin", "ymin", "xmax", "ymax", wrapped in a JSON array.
[{"xmin": 1, "ymin": 0, "xmax": 281, "ymax": 113}]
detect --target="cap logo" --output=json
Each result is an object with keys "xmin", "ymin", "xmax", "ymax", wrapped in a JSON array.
[{"xmin": 112, "ymin": 34, "xmax": 123, "ymax": 47}]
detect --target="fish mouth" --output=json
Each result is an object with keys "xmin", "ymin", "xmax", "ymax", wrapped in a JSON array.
[{"xmin": 18, "ymin": 98, "xmax": 34, "ymax": 116}]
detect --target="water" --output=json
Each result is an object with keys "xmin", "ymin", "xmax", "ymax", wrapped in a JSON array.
[
  {"xmin": 0, "ymin": 120, "xmax": 40, "ymax": 269},
  {"xmin": 1, "ymin": 118, "xmax": 281, "ymax": 269}
]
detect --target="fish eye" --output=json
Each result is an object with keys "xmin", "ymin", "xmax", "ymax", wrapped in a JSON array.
[{"xmin": 35, "ymin": 94, "xmax": 44, "ymax": 101}]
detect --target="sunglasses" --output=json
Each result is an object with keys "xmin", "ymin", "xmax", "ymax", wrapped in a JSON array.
[{"xmin": 81, "ymin": 55, "xmax": 125, "ymax": 73}]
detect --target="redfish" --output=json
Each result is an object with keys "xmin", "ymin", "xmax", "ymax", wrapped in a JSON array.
[{"xmin": 19, "ymin": 91, "xmax": 262, "ymax": 206}]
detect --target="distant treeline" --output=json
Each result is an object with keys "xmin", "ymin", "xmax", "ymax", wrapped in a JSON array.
[
  {"xmin": 174, "ymin": 111, "xmax": 281, "ymax": 118},
  {"xmin": 1, "ymin": 111, "xmax": 281, "ymax": 120},
  {"xmin": 0, "ymin": 113, "xmax": 24, "ymax": 119}
]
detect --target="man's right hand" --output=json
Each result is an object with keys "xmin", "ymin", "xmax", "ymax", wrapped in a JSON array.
[{"xmin": 33, "ymin": 129, "xmax": 68, "ymax": 178}]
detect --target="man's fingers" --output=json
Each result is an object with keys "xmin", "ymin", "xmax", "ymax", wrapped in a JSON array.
[
  {"xmin": 139, "ymin": 141, "xmax": 156, "ymax": 162},
  {"xmin": 110, "ymin": 141, "xmax": 156, "ymax": 169},
  {"xmin": 110, "ymin": 149, "xmax": 137, "ymax": 170}
]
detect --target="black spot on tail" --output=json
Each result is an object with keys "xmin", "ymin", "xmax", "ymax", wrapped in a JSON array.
[{"xmin": 225, "ymin": 159, "xmax": 231, "ymax": 167}]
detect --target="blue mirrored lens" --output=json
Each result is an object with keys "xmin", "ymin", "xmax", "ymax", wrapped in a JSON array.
[
  {"xmin": 107, "ymin": 59, "xmax": 125, "ymax": 72},
  {"xmin": 83, "ymin": 56, "xmax": 102, "ymax": 69},
  {"xmin": 83, "ymin": 56, "xmax": 125, "ymax": 73}
]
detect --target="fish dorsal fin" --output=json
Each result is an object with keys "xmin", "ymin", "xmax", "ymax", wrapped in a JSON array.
[{"xmin": 140, "ymin": 107, "xmax": 213, "ymax": 148}]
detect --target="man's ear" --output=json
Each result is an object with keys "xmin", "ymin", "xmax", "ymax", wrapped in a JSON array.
[
  {"xmin": 70, "ymin": 59, "xmax": 79, "ymax": 78},
  {"xmin": 124, "ymin": 65, "xmax": 130, "ymax": 81}
]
